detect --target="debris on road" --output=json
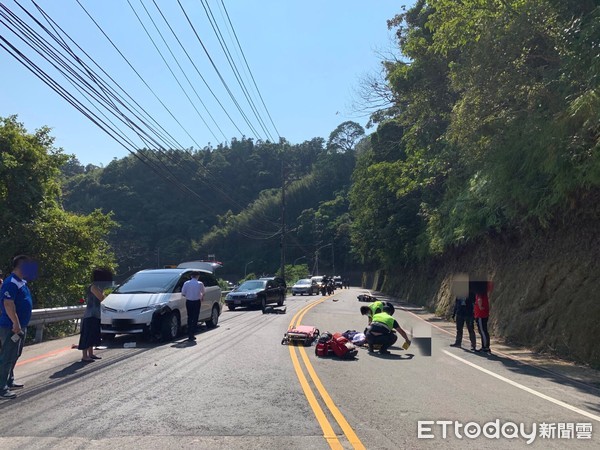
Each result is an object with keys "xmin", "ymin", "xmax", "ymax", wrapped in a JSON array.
[
  {"xmin": 262, "ymin": 306, "xmax": 287, "ymax": 314},
  {"xmin": 281, "ymin": 325, "xmax": 320, "ymax": 346}
]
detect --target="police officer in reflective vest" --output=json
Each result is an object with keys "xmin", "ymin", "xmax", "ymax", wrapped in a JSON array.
[
  {"xmin": 360, "ymin": 300, "xmax": 384, "ymax": 324},
  {"xmin": 365, "ymin": 305, "xmax": 410, "ymax": 355},
  {"xmin": 360, "ymin": 299, "xmax": 395, "ymax": 324}
]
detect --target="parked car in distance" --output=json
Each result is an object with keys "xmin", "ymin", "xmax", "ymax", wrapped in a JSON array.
[
  {"xmin": 334, "ymin": 276, "xmax": 343, "ymax": 288},
  {"xmin": 100, "ymin": 268, "xmax": 222, "ymax": 341},
  {"xmin": 225, "ymin": 279, "xmax": 285, "ymax": 310},
  {"xmin": 291, "ymin": 278, "xmax": 317, "ymax": 296}
]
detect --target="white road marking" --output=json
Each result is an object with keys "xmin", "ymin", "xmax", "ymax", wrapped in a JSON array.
[{"xmin": 442, "ymin": 350, "xmax": 600, "ymax": 423}]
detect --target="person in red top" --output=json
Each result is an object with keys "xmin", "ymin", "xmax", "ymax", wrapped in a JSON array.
[{"xmin": 474, "ymin": 281, "xmax": 491, "ymax": 353}]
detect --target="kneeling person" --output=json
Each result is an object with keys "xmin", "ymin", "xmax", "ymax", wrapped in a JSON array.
[
  {"xmin": 360, "ymin": 299, "xmax": 395, "ymax": 324},
  {"xmin": 365, "ymin": 306, "xmax": 410, "ymax": 355},
  {"xmin": 360, "ymin": 299, "xmax": 384, "ymax": 325}
]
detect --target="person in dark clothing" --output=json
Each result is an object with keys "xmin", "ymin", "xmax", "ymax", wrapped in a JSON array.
[
  {"xmin": 449, "ymin": 292, "xmax": 476, "ymax": 350},
  {"xmin": 78, "ymin": 268, "xmax": 112, "ymax": 362}
]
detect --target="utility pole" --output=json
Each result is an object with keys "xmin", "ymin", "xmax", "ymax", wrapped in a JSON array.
[
  {"xmin": 280, "ymin": 159, "xmax": 286, "ymax": 283},
  {"xmin": 331, "ymin": 241, "xmax": 335, "ymax": 275}
]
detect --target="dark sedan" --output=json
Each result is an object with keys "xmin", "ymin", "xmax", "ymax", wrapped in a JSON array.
[{"xmin": 225, "ymin": 279, "xmax": 285, "ymax": 310}]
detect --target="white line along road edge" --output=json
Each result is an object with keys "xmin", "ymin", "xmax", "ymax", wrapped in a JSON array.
[{"xmin": 442, "ymin": 350, "xmax": 600, "ymax": 423}]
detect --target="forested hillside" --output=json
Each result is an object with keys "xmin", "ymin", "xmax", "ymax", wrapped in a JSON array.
[
  {"xmin": 63, "ymin": 121, "xmax": 364, "ymax": 279},
  {"xmin": 350, "ymin": 0, "xmax": 599, "ymax": 366},
  {"xmin": 350, "ymin": 0, "xmax": 599, "ymax": 268}
]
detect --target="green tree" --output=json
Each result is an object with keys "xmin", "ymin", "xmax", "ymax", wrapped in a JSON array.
[
  {"xmin": 0, "ymin": 116, "xmax": 116, "ymax": 307},
  {"xmin": 327, "ymin": 121, "xmax": 365, "ymax": 153}
]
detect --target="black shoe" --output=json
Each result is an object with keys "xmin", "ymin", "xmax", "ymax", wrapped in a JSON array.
[
  {"xmin": 474, "ymin": 348, "xmax": 483, "ymax": 352},
  {"xmin": 8, "ymin": 382, "xmax": 24, "ymax": 389},
  {"xmin": 90, "ymin": 355, "xmax": 102, "ymax": 360},
  {"xmin": 379, "ymin": 349, "xmax": 391, "ymax": 355},
  {"xmin": 449, "ymin": 343, "xmax": 461, "ymax": 348},
  {"xmin": 188, "ymin": 336, "xmax": 196, "ymax": 341},
  {"xmin": 368, "ymin": 345, "xmax": 374, "ymax": 353},
  {"xmin": 483, "ymin": 347, "xmax": 491, "ymax": 353},
  {"xmin": 0, "ymin": 390, "xmax": 17, "ymax": 399},
  {"xmin": 470, "ymin": 347, "xmax": 477, "ymax": 352}
]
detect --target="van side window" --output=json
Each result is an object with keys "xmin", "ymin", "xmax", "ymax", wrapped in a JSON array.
[
  {"xmin": 198, "ymin": 272, "xmax": 218, "ymax": 287},
  {"xmin": 174, "ymin": 273, "xmax": 192, "ymax": 293}
]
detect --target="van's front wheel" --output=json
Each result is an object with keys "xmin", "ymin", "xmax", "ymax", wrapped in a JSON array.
[
  {"xmin": 206, "ymin": 305, "xmax": 219, "ymax": 328},
  {"xmin": 161, "ymin": 312, "xmax": 180, "ymax": 341}
]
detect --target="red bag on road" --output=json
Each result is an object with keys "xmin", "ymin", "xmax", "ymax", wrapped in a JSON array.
[
  {"xmin": 330, "ymin": 332, "xmax": 358, "ymax": 359},
  {"xmin": 315, "ymin": 332, "xmax": 334, "ymax": 357}
]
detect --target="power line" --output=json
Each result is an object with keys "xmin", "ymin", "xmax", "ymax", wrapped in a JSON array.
[
  {"xmin": 1, "ymin": 1, "xmax": 282, "ymax": 238},
  {"xmin": 126, "ymin": 0, "xmax": 220, "ymax": 143},
  {"xmin": 28, "ymin": 0, "xmax": 190, "ymax": 152},
  {"xmin": 28, "ymin": 0, "xmax": 261, "ymax": 223},
  {"xmin": 149, "ymin": 0, "xmax": 245, "ymax": 138},
  {"xmin": 130, "ymin": 0, "xmax": 228, "ymax": 142},
  {"xmin": 2, "ymin": 5, "xmax": 219, "ymax": 210},
  {"xmin": 198, "ymin": 0, "xmax": 274, "ymax": 141},
  {"xmin": 75, "ymin": 0, "xmax": 203, "ymax": 149},
  {"xmin": 175, "ymin": 0, "xmax": 263, "ymax": 140},
  {"xmin": 218, "ymin": 0, "xmax": 281, "ymax": 139}
]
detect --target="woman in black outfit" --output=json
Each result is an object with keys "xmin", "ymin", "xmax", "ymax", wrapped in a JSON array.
[{"xmin": 78, "ymin": 268, "xmax": 112, "ymax": 362}]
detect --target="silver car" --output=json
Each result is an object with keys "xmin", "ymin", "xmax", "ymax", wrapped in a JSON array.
[{"xmin": 291, "ymin": 278, "xmax": 317, "ymax": 296}]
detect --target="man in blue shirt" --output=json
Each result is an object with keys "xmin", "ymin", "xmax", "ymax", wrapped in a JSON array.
[{"xmin": 0, "ymin": 255, "xmax": 34, "ymax": 399}]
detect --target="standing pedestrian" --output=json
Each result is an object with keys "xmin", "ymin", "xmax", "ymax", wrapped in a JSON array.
[
  {"xmin": 182, "ymin": 272, "xmax": 205, "ymax": 341},
  {"xmin": 78, "ymin": 268, "xmax": 112, "ymax": 362},
  {"xmin": 0, "ymin": 255, "xmax": 34, "ymax": 399},
  {"xmin": 449, "ymin": 291, "xmax": 476, "ymax": 351},
  {"xmin": 474, "ymin": 281, "xmax": 491, "ymax": 353}
]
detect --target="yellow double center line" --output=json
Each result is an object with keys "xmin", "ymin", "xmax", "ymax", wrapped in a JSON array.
[{"xmin": 288, "ymin": 296, "xmax": 366, "ymax": 450}]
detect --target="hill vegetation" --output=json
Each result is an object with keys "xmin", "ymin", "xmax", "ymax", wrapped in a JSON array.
[
  {"xmin": 350, "ymin": 0, "xmax": 599, "ymax": 269},
  {"xmin": 62, "ymin": 123, "xmax": 363, "ymax": 280}
]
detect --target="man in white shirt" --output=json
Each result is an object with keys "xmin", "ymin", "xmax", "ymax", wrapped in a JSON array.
[{"xmin": 181, "ymin": 272, "xmax": 205, "ymax": 341}]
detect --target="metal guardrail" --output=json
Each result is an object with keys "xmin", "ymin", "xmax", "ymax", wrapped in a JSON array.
[
  {"xmin": 29, "ymin": 306, "xmax": 86, "ymax": 342},
  {"xmin": 28, "ymin": 290, "xmax": 234, "ymax": 343}
]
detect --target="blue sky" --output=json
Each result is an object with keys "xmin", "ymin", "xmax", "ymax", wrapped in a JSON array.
[{"xmin": 0, "ymin": 1, "xmax": 404, "ymax": 165}]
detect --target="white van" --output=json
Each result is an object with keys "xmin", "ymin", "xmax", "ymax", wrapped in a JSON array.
[{"xmin": 101, "ymin": 268, "xmax": 222, "ymax": 341}]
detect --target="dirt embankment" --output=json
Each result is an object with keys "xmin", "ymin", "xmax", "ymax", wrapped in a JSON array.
[{"xmin": 377, "ymin": 213, "xmax": 600, "ymax": 369}]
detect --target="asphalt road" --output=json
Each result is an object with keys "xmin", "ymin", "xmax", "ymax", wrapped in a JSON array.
[{"xmin": 0, "ymin": 288, "xmax": 598, "ymax": 449}]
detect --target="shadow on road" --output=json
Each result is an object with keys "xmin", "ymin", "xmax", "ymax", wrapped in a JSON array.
[
  {"xmin": 369, "ymin": 353, "xmax": 415, "ymax": 360},
  {"xmin": 49, "ymin": 361, "xmax": 93, "ymax": 379},
  {"xmin": 171, "ymin": 339, "xmax": 197, "ymax": 348}
]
